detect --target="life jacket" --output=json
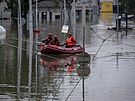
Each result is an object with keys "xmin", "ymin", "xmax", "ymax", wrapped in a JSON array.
[
  {"xmin": 67, "ymin": 65, "xmax": 73, "ymax": 72},
  {"xmin": 66, "ymin": 36, "xmax": 76, "ymax": 47}
]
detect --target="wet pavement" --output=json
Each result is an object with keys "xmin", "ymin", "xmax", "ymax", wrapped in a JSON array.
[{"xmin": 0, "ymin": 14, "xmax": 135, "ymax": 101}]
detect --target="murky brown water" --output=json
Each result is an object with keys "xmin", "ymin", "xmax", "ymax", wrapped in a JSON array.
[{"xmin": 0, "ymin": 13, "xmax": 135, "ymax": 101}]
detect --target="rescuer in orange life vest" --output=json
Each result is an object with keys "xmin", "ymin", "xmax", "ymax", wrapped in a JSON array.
[
  {"xmin": 50, "ymin": 35, "xmax": 60, "ymax": 46},
  {"xmin": 64, "ymin": 32, "xmax": 76, "ymax": 48},
  {"xmin": 42, "ymin": 33, "xmax": 53, "ymax": 45}
]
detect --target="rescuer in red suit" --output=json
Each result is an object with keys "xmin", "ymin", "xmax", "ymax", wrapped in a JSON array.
[
  {"xmin": 50, "ymin": 35, "xmax": 60, "ymax": 46},
  {"xmin": 42, "ymin": 33, "xmax": 53, "ymax": 45}
]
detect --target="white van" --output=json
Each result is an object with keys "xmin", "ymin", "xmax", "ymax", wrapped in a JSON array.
[{"xmin": 0, "ymin": 25, "xmax": 6, "ymax": 45}]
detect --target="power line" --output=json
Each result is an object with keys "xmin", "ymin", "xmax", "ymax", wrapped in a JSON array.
[
  {"xmin": 44, "ymin": 72, "xmax": 66, "ymax": 101},
  {"xmin": 52, "ymin": 72, "xmax": 67, "ymax": 101},
  {"xmin": 4, "ymin": 43, "xmax": 63, "ymax": 61},
  {"xmin": 89, "ymin": 27, "xmax": 105, "ymax": 40},
  {"xmin": 64, "ymin": 24, "xmax": 117, "ymax": 101},
  {"xmin": 88, "ymin": 40, "xmax": 105, "ymax": 66},
  {"xmin": 64, "ymin": 36, "xmax": 109, "ymax": 101},
  {"xmin": 107, "ymin": 39, "xmax": 135, "ymax": 47},
  {"xmin": 88, "ymin": 25, "xmax": 135, "ymax": 48},
  {"xmin": 64, "ymin": 77, "xmax": 82, "ymax": 101}
]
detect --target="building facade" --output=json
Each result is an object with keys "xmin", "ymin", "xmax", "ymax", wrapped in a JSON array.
[{"xmin": 32, "ymin": 0, "xmax": 100, "ymax": 23}]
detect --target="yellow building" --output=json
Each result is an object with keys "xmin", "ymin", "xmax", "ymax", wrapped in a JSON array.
[{"xmin": 100, "ymin": 1, "xmax": 113, "ymax": 13}]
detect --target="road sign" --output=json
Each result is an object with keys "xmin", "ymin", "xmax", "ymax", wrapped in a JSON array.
[
  {"xmin": 76, "ymin": 0, "xmax": 89, "ymax": 6},
  {"xmin": 77, "ymin": 65, "xmax": 91, "ymax": 77},
  {"xmin": 21, "ymin": 18, "xmax": 26, "ymax": 25},
  {"xmin": 77, "ymin": 52, "xmax": 91, "ymax": 66},
  {"xmin": 61, "ymin": 25, "xmax": 69, "ymax": 33}
]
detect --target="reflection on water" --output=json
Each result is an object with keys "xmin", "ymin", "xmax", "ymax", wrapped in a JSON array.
[
  {"xmin": 0, "ymin": 45, "xmax": 17, "ymax": 85},
  {"xmin": 0, "ymin": 35, "xmax": 90, "ymax": 100},
  {"xmin": 40, "ymin": 54, "xmax": 78, "ymax": 71},
  {"xmin": 100, "ymin": 13, "xmax": 113, "ymax": 25},
  {"xmin": 2, "ymin": 13, "xmax": 135, "ymax": 101},
  {"xmin": 37, "ymin": 54, "xmax": 78, "ymax": 100},
  {"xmin": 0, "ymin": 13, "xmax": 107, "ymax": 101},
  {"xmin": 37, "ymin": 53, "xmax": 91, "ymax": 101}
]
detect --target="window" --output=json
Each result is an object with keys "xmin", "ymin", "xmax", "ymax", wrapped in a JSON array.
[{"xmin": 55, "ymin": 15, "xmax": 60, "ymax": 19}]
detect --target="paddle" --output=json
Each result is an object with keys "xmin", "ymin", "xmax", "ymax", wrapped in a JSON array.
[
  {"xmin": 35, "ymin": 42, "xmax": 45, "ymax": 46},
  {"xmin": 38, "ymin": 43, "xmax": 45, "ymax": 46}
]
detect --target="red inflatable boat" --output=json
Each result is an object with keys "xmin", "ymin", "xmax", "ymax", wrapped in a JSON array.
[{"xmin": 38, "ymin": 44, "xmax": 83, "ymax": 54}]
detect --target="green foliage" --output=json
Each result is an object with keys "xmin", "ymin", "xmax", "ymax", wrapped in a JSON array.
[
  {"xmin": 1, "ymin": 0, "xmax": 29, "ymax": 21},
  {"xmin": 21, "ymin": 0, "xmax": 29, "ymax": 19},
  {"xmin": 0, "ymin": 0, "xmax": 3, "ymax": 3},
  {"xmin": 119, "ymin": 0, "xmax": 135, "ymax": 14}
]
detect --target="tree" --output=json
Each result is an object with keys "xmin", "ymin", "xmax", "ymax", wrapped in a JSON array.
[
  {"xmin": 119, "ymin": 0, "xmax": 135, "ymax": 14},
  {"xmin": 0, "ymin": 0, "xmax": 74, "ymax": 22}
]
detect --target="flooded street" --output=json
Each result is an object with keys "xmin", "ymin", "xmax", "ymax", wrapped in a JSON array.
[{"xmin": 0, "ymin": 13, "xmax": 135, "ymax": 101}]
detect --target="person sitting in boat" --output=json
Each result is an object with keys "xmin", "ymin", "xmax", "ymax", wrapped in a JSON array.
[
  {"xmin": 42, "ymin": 33, "xmax": 53, "ymax": 45},
  {"xmin": 50, "ymin": 35, "xmax": 60, "ymax": 46},
  {"xmin": 64, "ymin": 32, "xmax": 76, "ymax": 48}
]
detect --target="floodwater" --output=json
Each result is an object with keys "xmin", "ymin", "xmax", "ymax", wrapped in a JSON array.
[{"xmin": 0, "ymin": 13, "xmax": 135, "ymax": 101}]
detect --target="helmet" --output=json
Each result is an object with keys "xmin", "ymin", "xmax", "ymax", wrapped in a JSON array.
[
  {"xmin": 48, "ymin": 33, "xmax": 52, "ymax": 36},
  {"xmin": 54, "ymin": 35, "xmax": 58, "ymax": 38},
  {"xmin": 68, "ymin": 32, "xmax": 72, "ymax": 35}
]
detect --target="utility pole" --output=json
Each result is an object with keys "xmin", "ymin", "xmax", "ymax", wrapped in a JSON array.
[
  {"xmin": 89, "ymin": 0, "xmax": 92, "ymax": 22},
  {"xmin": 125, "ymin": 2, "xmax": 128, "ymax": 36},
  {"xmin": 35, "ymin": 0, "xmax": 38, "ymax": 31},
  {"xmin": 82, "ymin": 3, "xmax": 86, "ymax": 101},
  {"xmin": 116, "ymin": 0, "xmax": 119, "ymax": 36},
  {"xmin": 73, "ymin": 0, "xmax": 76, "ymax": 38},
  {"xmin": 60, "ymin": 1, "xmax": 63, "ymax": 26},
  {"xmin": 64, "ymin": 0, "xmax": 67, "ymax": 25},
  {"xmin": 35, "ymin": 0, "xmax": 38, "ymax": 95},
  {"xmin": 17, "ymin": 0, "xmax": 22, "ymax": 100},
  {"xmin": 28, "ymin": 0, "xmax": 33, "ymax": 99},
  {"xmin": 0, "ymin": 12, "xmax": 2, "ymax": 24}
]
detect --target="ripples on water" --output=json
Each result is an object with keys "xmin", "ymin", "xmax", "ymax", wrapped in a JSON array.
[
  {"xmin": 0, "ymin": 19, "xmax": 91, "ymax": 100},
  {"xmin": 0, "ymin": 14, "xmax": 135, "ymax": 101}
]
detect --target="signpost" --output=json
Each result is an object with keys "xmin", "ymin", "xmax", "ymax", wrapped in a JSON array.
[
  {"xmin": 77, "ymin": 52, "xmax": 91, "ymax": 66},
  {"xmin": 76, "ymin": 0, "xmax": 90, "ymax": 9},
  {"xmin": 80, "ymin": 1, "xmax": 87, "ymax": 100},
  {"xmin": 77, "ymin": 65, "xmax": 91, "ymax": 77}
]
